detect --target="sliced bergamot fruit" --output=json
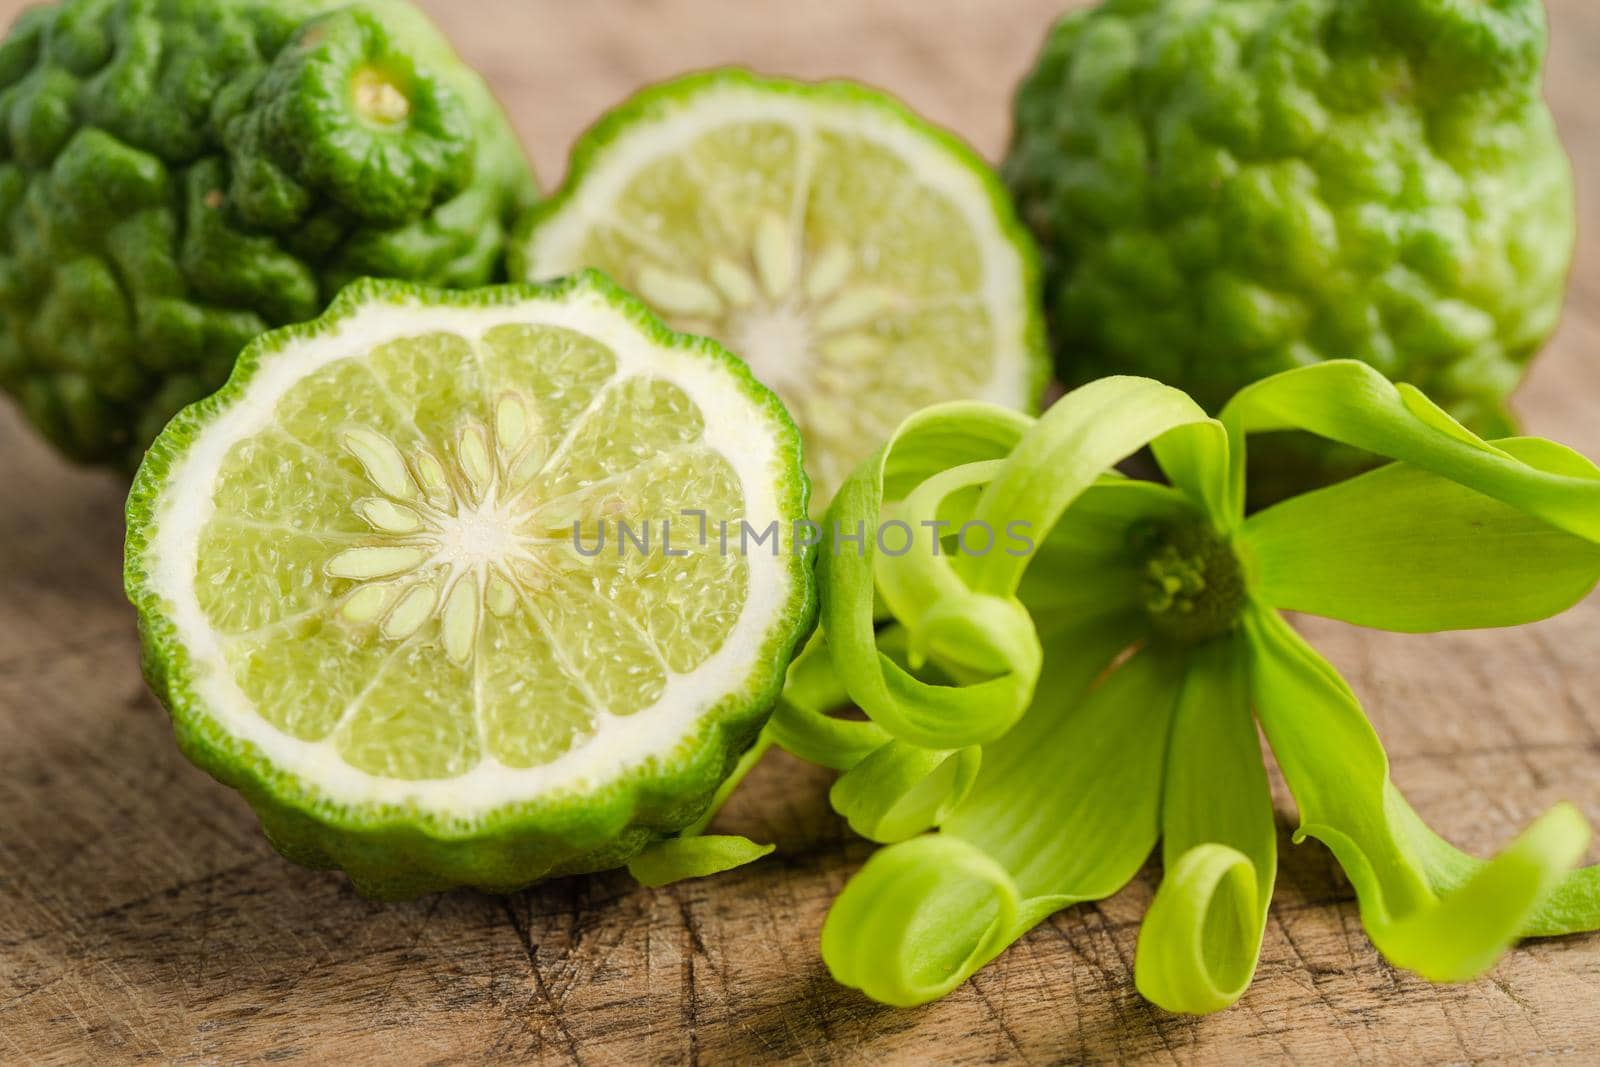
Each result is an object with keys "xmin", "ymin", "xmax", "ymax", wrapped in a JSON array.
[
  {"xmin": 125, "ymin": 272, "xmax": 815, "ymax": 899},
  {"xmin": 513, "ymin": 69, "xmax": 1048, "ymax": 507}
]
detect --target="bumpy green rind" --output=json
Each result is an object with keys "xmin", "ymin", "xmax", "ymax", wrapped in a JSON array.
[
  {"xmin": 1006, "ymin": 0, "xmax": 1574, "ymax": 498},
  {"xmin": 124, "ymin": 272, "xmax": 817, "ymax": 899},
  {"xmin": 511, "ymin": 67, "xmax": 1052, "ymax": 416},
  {"xmin": 0, "ymin": 0, "xmax": 536, "ymax": 470}
]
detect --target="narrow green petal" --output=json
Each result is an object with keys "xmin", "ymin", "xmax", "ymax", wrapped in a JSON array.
[
  {"xmin": 627, "ymin": 836, "xmax": 776, "ymax": 888},
  {"xmin": 830, "ymin": 740, "xmax": 981, "ymax": 843},
  {"xmin": 766, "ymin": 698, "xmax": 887, "ymax": 772},
  {"xmin": 879, "ymin": 458, "xmax": 1009, "ymax": 619},
  {"xmin": 1242, "ymin": 460, "xmax": 1600, "ymax": 632},
  {"xmin": 1150, "ymin": 418, "xmax": 1236, "ymax": 528},
  {"xmin": 945, "ymin": 633, "xmax": 1182, "ymax": 900},
  {"xmin": 1220, "ymin": 361, "xmax": 1600, "ymax": 542},
  {"xmin": 1136, "ymin": 637, "xmax": 1275, "ymax": 1014},
  {"xmin": 1247, "ymin": 607, "xmax": 1433, "ymax": 917},
  {"xmin": 1377, "ymin": 803, "xmax": 1589, "ymax": 981},
  {"xmin": 964, "ymin": 376, "xmax": 1216, "ymax": 596},
  {"xmin": 1497, "ymin": 435, "xmax": 1600, "ymax": 480},
  {"xmin": 1247, "ymin": 608, "xmax": 1594, "ymax": 982},
  {"xmin": 878, "ymin": 402, "xmax": 1035, "ymax": 498},
  {"xmin": 1390, "ymin": 786, "xmax": 1600, "ymax": 939}
]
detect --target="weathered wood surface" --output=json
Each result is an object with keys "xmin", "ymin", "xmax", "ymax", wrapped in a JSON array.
[{"xmin": 3, "ymin": 1, "xmax": 1599, "ymax": 1062}]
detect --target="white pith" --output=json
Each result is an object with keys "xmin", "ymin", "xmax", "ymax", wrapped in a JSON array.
[
  {"xmin": 524, "ymin": 83, "xmax": 1036, "ymax": 498},
  {"xmin": 143, "ymin": 287, "xmax": 797, "ymax": 816}
]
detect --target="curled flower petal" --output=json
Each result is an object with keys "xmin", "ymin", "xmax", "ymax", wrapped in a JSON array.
[
  {"xmin": 766, "ymin": 697, "xmax": 886, "ymax": 772},
  {"xmin": 821, "ymin": 834, "xmax": 1022, "ymax": 1007},
  {"xmin": 829, "ymin": 740, "xmax": 981, "ymax": 844},
  {"xmin": 819, "ymin": 404, "xmax": 1039, "ymax": 749},
  {"xmin": 823, "ymin": 379, "xmax": 1215, "ymax": 750},
  {"xmin": 878, "ymin": 458, "xmax": 1009, "ymax": 618},
  {"xmin": 1150, "ymin": 418, "xmax": 1235, "ymax": 525},
  {"xmin": 1377, "ymin": 803, "xmax": 1589, "ymax": 982},
  {"xmin": 763, "ymin": 632, "xmax": 887, "ymax": 771},
  {"xmin": 1135, "ymin": 638, "xmax": 1274, "ymax": 1014},
  {"xmin": 1136, "ymin": 844, "xmax": 1263, "ymax": 1014},
  {"xmin": 1221, "ymin": 361, "xmax": 1600, "ymax": 541},
  {"xmin": 963, "ymin": 377, "xmax": 1215, "ymax": 596},
  {"xmin": 1247, "ymin": 607, "xmax": 1600, "ymax": 982},
  {"xmin": 821, "ymin": 620, "xmax": 1175, "ymax": 1006},
  {"xmin": 1390, "ymin": 788, "xmax": 1600, "ymax": 940}
]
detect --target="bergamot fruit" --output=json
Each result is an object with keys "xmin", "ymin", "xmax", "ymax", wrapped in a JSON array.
[
  {"xmin": 0, "ymin": 0, "xmax": 536, "ymax": 469},
  {"xmin": 1005, "ymin": 0, "xmax": 1574, "ymax": 498},
  {"xmin": 514, "ymin": 69, "xmax": 1048, "ymax": 509},
  {"xmin": 124, "ymin": 273, "xmax": 815, "ymax": 899}
]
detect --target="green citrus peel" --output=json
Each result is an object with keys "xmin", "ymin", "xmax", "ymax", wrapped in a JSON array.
[
  {"xmin": 0, "ymin": 0, "xmax": 536, "ymax": 470},
  {"xmin": 1005, "ymin": 0, "xmax": 1574, "ymax": 502},
  {"xmin": 784, "ymin": 359, "xmax": 1600, "ymax": 1012}
]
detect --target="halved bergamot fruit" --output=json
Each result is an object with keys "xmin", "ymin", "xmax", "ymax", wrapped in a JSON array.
[
  {"xmin": 514, "ymin": 69, "xmax": 1047, "ymax": 507},
  {"xmin": 125, "ymin": 272, "xmax": 815, "ymax": 898}
]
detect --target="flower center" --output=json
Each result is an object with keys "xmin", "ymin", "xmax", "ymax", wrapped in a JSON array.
[{"xmin": 1127, "ymin": 518, "xmax": 1245, "ymax": 644}]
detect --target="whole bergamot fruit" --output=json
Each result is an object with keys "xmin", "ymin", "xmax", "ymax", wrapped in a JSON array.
[
  {"xmin": 0, "ymin": 0, "xmax": 536, "ymax": 469},
  {"xmin": 1005, "ymin": 0, "xmax": 1575, "ymax": 499}
]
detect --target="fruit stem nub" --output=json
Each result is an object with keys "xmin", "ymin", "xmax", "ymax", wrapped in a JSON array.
[{"xmin": 353, "ymin": 66, "xmax": 411, "ymax": 125}]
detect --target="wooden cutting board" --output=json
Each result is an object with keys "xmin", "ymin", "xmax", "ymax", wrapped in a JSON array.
[{"xmin": 3, "ymin": 1, "xmax": 1598, "ymax": 1062}]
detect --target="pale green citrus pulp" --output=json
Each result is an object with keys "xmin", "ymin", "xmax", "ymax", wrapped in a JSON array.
[
  {"xmin": 517, "ymin": 71, "xmax": 1047, "ymax": 506},
  {"xmin": 126, "ymin": 276, "xmax": 814, "ymax": 894}
]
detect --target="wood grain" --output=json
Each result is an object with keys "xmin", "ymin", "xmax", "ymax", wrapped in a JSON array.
[{"xmin": 2, "ymin": 1, "xmax": 1598, "ymax": 1063}]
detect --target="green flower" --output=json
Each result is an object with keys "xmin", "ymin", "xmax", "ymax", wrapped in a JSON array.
[{"xmin": 785, "ymin": 361, "xmax": 1600, "ymax": 1013}]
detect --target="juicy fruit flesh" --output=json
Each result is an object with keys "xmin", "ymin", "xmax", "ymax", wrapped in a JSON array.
[
  {"xmin": 196, "ymin": 323, "xmax": 749, "ymax": 781},
  {"xmin": 537, "ymin": 116, "xmax": 997, "ymax": 503}
]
